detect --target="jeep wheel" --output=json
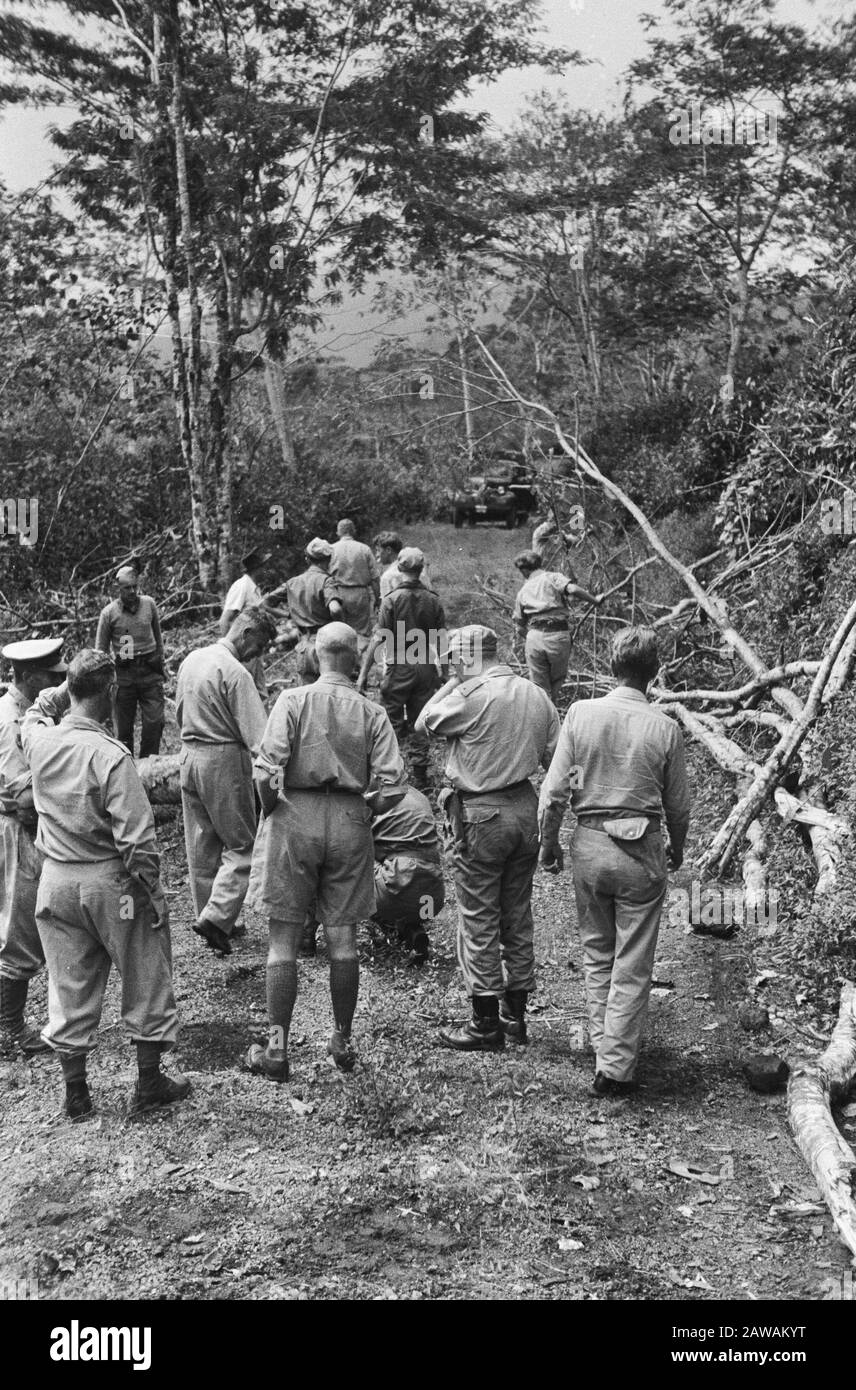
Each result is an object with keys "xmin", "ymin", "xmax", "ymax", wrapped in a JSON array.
[
  {"xmin": 505, "ymin": 509, "xmax": 518, "ymax": 530},
  {"xmin": 453, "ymin": 509, "xmax": 463, "ymax": 529},
  {"xmin": 467, "ymin": 512, "xmax": 476, "ymax": 528}
]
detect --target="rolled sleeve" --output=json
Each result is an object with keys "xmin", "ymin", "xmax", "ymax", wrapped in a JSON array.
[
  {"xmin": 253, "ymin": 698, "xmax": 295, "ymax": 787},
  {"xmin": 418, "ymin": 689, "xmax": 473, "ymax": 740}
]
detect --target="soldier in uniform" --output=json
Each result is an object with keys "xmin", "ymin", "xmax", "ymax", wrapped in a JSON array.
[
  {"xmin": 0, "ymin": 638, "xmax": 67, "ymax": 1056},
  {"xmin": 371, "ymin": 783, "xmax": 445, "ymax": 966},
  {"xmin": 220, "ymin": 549, "xmax": 274, "ymax": 701},
  {"xmin": 357, "ymin": 547, "xmax": 445, "ymax": 789},
  {"xmin": 95, "ymin": 564, "xmax": 166, "ymax": 757},
  {"xmin": 175, "ymin": 607, "xmax": 278, "ymax": 957},
  {"xmin": 22, "ymin": 650, "xmax": 188, "ymax": 1120},
  {"xmin": 416, "ymin": 625, "xmax": 560, "ymax": 1051},
  {"xmin": 512, "ymin": 550, "xmax": 603, "ymax": 704},
  {"xmin": 279, "ymin": 538, "xmax": 344, "ymax": 685},
  {"xmin": 329, "ymin": 519, "xmax": 380, "ymax": 650},
  {"xmin": 538, "ymin": 626, "xmax": 690, "ymax": 1095},
  {"xmin": 246, "ymin": 622, "xmax": 405, "ymax": 1081}
]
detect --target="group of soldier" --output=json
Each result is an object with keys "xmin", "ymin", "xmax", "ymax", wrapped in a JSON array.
[{"xmin": 0, "ymin": 514, "xmax": 690, "ymax": 1122}]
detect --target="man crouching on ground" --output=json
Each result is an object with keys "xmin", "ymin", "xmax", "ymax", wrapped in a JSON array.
[
  {"xmin": 245, "ymin": 622, "xmax": 406, "ymax": 1081},
  {"xmin": 22, "ymin": 650, "xmax": 188, "ymax": 1121}
]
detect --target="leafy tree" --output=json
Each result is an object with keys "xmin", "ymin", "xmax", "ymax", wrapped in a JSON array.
[
  {"xmin": 629, "ymin": 0, "xmax": 853, "ymax": 412},
  {"xmin": 0, "ymin": 0, "xmax": 569, "ymax": 590}
]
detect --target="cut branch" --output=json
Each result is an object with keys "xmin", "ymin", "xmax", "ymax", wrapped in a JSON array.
[{"xmin": 788, "ymin": 983, "xmax": 856, "ymax": 1258}]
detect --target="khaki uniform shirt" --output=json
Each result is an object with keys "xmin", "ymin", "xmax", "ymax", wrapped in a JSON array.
[
  {"xmin": 0, "ymin": 686, "xmax": 33, "ymax": 813},
  {"xmin": 254, "ymin": 672, "xmax": 405, "ymax": 793},
  {"xmin": 176, "ymin": 641, "xmax": 268, "ymax": 754},
  {"xmin": 21, "ymin": 690, "xmax": 161, "ymax": 890},
  {"xmin": 373, "ymin": 787, "xmax": 441, "ymax": 862},
  {"xmin": 538, "ymin": 686, "xmax": 691, "ymax": 854},
  {"xmin": 95, "ymin": 595, "xmax": 161, "ymax": 659},
  {"xmin": 284, "ymin": 565, "xmax": 342, "ymax": 630},
  {"xmin": 223, "ymin": 574, "xmax": 262, "ymax": 614},
  {"xmin": 375, "ymin": 580, "xmax": 446, "ymax": 662},
  {"xmin": 417, "ymin": 665, "xmax": 560, "ymax": 793},
  {"xmin": 330, "ymin": 536, "xmax": 379, "ymax": 590},
  {"xmin": 513, "ymin": 569, "xmax": 574, "ymax": 625}
]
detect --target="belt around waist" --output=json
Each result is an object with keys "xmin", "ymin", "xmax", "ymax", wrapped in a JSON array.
[
  {"xmin": 528, "ymin": 617, "xmax": 569, "ymax": 632},
  {"xmin": 337, "ymin": 582, "xmax": 370, "ymax": 589},
  {"xmin": 458, "ymin": 778, "xmax": 532, "ymax": 799},
  {"xmin": 576, "ymin": 813, "xmax": 660, "ymax": 831},
  {"xmin": 116, "ymin": 653, "xmax": 157, "ymax": 665}
]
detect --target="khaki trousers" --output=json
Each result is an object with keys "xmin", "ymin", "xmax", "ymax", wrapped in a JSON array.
[
  {"xmin": 0, "ymin": 817, "xmax": 44, "ymax": 981},
  {"xmin": 36, "ymin": 857, "xmax": 178, "ymax": 1055},
  {"xmin": 571, "ymin": 825, "xmax": 668, "ymax": 1082},
  {"xmin": 525, "ymin": 629, "xmax": 571, "ymax": 704},
  {"xmin": 448, "ymin": 783, "xmax": 539, "ymax": 998},
  {"xmin": 180, "ymin": 742, "xmax": 257, "ymax": 935},
  {"xmin": 379, "ymin": 664, "xmax": 438, "ymax": 773},
  {"xmin": 337, "ymin": 586, "xmax": 373, "ymax": 641}
]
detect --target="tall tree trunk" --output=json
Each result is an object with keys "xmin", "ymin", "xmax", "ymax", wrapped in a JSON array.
[
  {"xmin": 722, "ymin": 264, "xmax": 749, "ymax": 418},
  {"xmin": 168, "ymin": 0, "xmax": 217, "ymax": 589},
  {"xmin": 264, "ymin": 357, "xmax": 297, "ymax": 471},
  {"xmin": 210, "ymin": 279, "xmax": 234, "ymax": 591}
]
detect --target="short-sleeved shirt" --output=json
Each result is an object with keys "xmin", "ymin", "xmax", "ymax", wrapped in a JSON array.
[
  {"xmin": 375, "ymin": 580, "xmax": 446, "ymax": 666},
  {"xmin": 223, "ymin": 573, "xmax": 262, "ymax": 615},
  {"xmin": 254, "ymin": 673, "xmax": 405, "ymax": 793},
  {"xmin": 538, "ymin": 685, "xmax": 691, "ymax": 853},
  {"xmin": 513, "ymin": 569, "xmax": 574, "ymax": 625},
  {"xmin": 176, "ymin": 641, "xmax": 268, "ymax": 754},
  {"xmin": 417, "ymin": 664, "xmax": 560, "ymax": 793},
  {"xmin": 380, "ymin": 561, "xmax": 435, "ymax": 599},
  {"xmin": 21, "ymin": 694, "xmax": 160, "ymax": 889},
  {"xmin": 284, "ymin": 565, "xmax": 342, "ymax": 630},
  {"xmin": 95, "ymin": 595, "xmax": 160, "ymax": 659},
  {"xmin": 0, "ymin": 686, "xmax": 32, "ymax": 810},
  {"xmin": 372, "ymin": 786, "xmax": 441, "ymax": 862},
  {"xmin": 330, "ymin": 536, "xmax": 379, "ymax": 588}
]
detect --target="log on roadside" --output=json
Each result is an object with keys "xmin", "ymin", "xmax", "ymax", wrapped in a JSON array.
[
  {"xmin": 787, "ymin": 982, "xmax": 856, "ymax": 1258},
  {"xmin": 138, "ymin": 754, "xmax": 181, "ymax": 804}
]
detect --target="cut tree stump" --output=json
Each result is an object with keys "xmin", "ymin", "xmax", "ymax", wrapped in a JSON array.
[
  {"xmin": 787, "ymin": 982, "xmax": 856, "ymax": 1258},
  {"xmin": 138, "ymin": 754, "xmax": 181, "ymax": 804}
]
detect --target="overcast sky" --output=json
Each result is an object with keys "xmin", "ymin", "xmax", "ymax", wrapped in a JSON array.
[{"xmin": 0, "ymin": 0, "xmax": 847, "ymax": 363}]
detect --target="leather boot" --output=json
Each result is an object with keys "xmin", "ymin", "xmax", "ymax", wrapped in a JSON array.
[
  {"xmin": 129, "ymin": 1040, "xmax": 191, "ymax": 1116},
  {"xmin": 0, "ymin": 977, "xmax": 50, "ymax": 1056},
  {"xmin": 60, "ymin": 1052, "xmax": 93, "ymax": 1121},
  {"xmin": 499, "ymin": 988, "xmax": 528, "ymax": 1045},
  {"xmin": 439, "ymin": 996, "xmax": 505, "ymax": 1052}
]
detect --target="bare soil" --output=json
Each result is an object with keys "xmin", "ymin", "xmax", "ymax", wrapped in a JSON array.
[{"xmin": 1, "ymin": 525, "xmax": 852, "ymax": 1302}]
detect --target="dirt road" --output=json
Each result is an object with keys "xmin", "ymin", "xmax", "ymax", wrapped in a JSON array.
[{"xmin": 1, "ymin": 525, "xmax": 851, "ymax": 1302}]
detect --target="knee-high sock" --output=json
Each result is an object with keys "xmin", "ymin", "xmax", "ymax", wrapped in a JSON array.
[
  {"xmin": 329, "ymin": 959, "xmax": 359, "ymax": 1036},
  {"xmin": 267, "ymin": 962, "xmax": 298, "ymax": 1051}
]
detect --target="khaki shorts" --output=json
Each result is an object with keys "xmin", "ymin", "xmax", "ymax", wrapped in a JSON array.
[{"xmin": 248, "ymin": 789, "xmax": 375, "ymax": 927}]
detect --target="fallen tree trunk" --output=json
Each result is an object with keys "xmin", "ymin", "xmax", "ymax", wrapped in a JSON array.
[
  {"xmin": 787, "ymin": 983, "xmax": 856, "ymax": 1258},
  {"xmin": 138, "ymin": 754, "xmax": 182, "ymax": 804}
]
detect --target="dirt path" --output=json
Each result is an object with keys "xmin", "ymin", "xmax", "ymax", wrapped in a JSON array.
[{"xmin": 1, "ymin": 526, "xmax": 851, "ymax": 1302}]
